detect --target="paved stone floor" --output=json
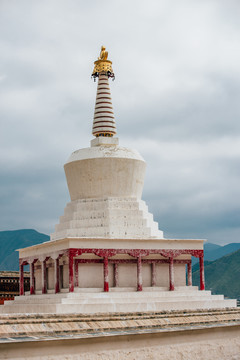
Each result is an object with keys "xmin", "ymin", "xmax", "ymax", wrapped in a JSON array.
[{"xmin": 0, "ymin": 307, "xmax": 240, "ymax": 342}]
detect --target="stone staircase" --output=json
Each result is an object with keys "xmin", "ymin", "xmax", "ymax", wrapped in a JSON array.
[{"xmin": 0, "ymin": 286, "xmax": 236, "ymax": 314}]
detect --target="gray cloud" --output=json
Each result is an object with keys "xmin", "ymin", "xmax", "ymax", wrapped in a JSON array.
[{"xmin": 0, "ymin": 0, "xmax": 240, "ymax": 245}]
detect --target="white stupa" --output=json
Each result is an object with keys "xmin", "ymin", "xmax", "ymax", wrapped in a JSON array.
[
  {"xmin": 0, "ymin": 47, "xmax": 236, "ymax": 314},
  {"xmin": 52, "ymin": 66, "xmax": 163, "ymax": 241}
]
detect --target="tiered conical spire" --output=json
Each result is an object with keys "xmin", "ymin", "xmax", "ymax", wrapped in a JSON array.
[{"xmin": 92, "ymin": 46, "xmax": 117, "ymax": 137}]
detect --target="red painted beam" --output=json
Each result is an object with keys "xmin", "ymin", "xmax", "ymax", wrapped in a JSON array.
[
  {"xmin": 54, "ymin": 258, "xmax": 60, "ymax": 294},
  {"xmin": 137, "ymin": 256, "xmax": 143, "ymax": 291},
  {"xmin": 103, "ymin": 257, "xmax": 109, "ymax": 292},
  {"xmin": 69, "ymin": 250, "xmax": 74, "ymax": 292},
  {"xmin": 169, "ymin": 257, "xmax": 174, "ymax": 291},
  {"xmin": 42, "ymin": 260, "xmax": 47, "ymax": 294},
  {"xmin": 20, "ymin": 249, "xmax": 203, "ymax": 265},
  {"xmin": 199, "ymin": 256, "xmax": 205, "ymax": 290},
  {"xmin": 74, "ymin": 259, "xmax": 79, "ymax": 287},
  {"xmin": 30, "ymin": 262, "xmax": 35, "ymax": 295},
  {"xmin": 19, "ymin": 262, "xmax": 24, "ymax": 296},
  {"xmin": 75, "ymin": 258, "xmax": 191, "ymax": 265},
  {"xmin": 67, "ymin": 247, "xmax": 203, "ymax": 258}
]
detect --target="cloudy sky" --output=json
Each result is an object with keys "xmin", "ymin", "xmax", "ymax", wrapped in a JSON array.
[{"xmin": 0, "ymin": 0, "xmax": 240, "ymax": 245}]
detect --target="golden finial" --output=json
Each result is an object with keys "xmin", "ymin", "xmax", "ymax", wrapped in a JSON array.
[
  {"xmin": 98, "ymin": 46, "xmax": 108, "ymax": 60},
  {"xmin": 92, "ymin": 46, "xmax": 115, "ymax": 80}
]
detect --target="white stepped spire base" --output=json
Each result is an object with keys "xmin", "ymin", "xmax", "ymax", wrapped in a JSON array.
[{"xmin": 51, "ymin": 197, "xmax": 163, "ymax": 241}]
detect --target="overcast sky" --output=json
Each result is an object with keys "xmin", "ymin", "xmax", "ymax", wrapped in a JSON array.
[{"xmin": 0, "ymin": 0, "xmax": 240, "ymax": 245}]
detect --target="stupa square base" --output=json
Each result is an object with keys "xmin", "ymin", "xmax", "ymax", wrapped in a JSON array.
[
  {"xmin": 17, "ymin": 237, "xmax": 206, "ymax": 296},
  {"xmin": 13, "ymin": 237, "xmax": 235, "ymax": 316}
]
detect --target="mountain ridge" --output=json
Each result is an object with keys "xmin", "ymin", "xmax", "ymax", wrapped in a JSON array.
[{"xmin": 0, "ymin": 229, "xmax": 49, "ymax": 271}]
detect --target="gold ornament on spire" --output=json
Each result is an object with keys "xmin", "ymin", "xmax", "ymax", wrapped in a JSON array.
[
  {"xmin": 92, "ymin": 46, "xmax": 115, "ymax": 80},
  {"xmin": 98, "ymin": 46, "xmax": 108, "ymax": 60}
]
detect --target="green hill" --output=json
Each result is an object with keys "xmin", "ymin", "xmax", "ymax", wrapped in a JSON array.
[
  {"xmin": 205, "ymin": 243, "xmax": 240, "ymax": 261},
  {"xmin": 192, "ymin": 249, "xmax": 240, "ymax": 299},
  {"xmin": 0, "ymin": 229, "xmax": 49, "ymax": 271},
  {"xmin": 204, "ymin": 242, "xmax": 221, "ymax": 253}
]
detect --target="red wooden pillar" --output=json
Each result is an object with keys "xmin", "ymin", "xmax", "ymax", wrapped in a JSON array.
[
  {"xmin": 104, "ymin": 256, "xmax": 109, "ymax": 292},
  {"xmin": 199, "ymin": 256, "xmax": 205, "ymax": 290},
  {"xmin": 113, "ymin": 263, "xmax": 119, "ymax": 287},
  {"xmin": 169, "ymin": 257, "xmax": 174, "ymax": 291},
  {"xmin": 151, "ymin": 262, "xmax": 156, "ymax": 287},
  {"xmin": 187, "ymin": 261, "xmax": 192, "ymax": 286},
  {"xmin": 54, "ymin": 258, "xmax": 60, "ymax": 294},
  {"xmin": 137, "ymin": 256, "xmax": 143, "ymax": 291},
  {"xmin": 19, "ymin": 261, "xmax": 24, "ymax": 296},
  {"xmin": 42, "ymin": 259, "xmax": 47, "ymax": 294},
  {"xmin": 30, "ymin": 262, "xmax": 35, "ymax": 295},
  {"xmin": 74, "ymin": 260, "xmax": 79, "ymax": 288},
  {"xmin": 69, "ymin": 251, "xmax": 74, "ymax": 292}
]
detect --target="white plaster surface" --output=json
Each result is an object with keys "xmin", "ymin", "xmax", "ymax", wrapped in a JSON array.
[
  {"xmin": 66, "ymin": 146, "xmax": 144, "ymax": 163},
  {"xmin": 118, "ymin": 264, "xmax": 137, "ymax": 287},
  {"xmin": 51, "ymin": 197, "xmax": 163, "ymax": 240},
  {"xmin": 18, "ymin": 237, "xmax": 205, "ymax": 259},
  {"xmin": 64, "ymin": 147, "xmax": 146, "ymax": 201},
  {"xmin": 78, "ymin": 263, "xmax": 105, "ymax": 288},
  {"xmin": 3, "ymin": 333, "xmax": 238, "ymax": 360},
  {"xmin": 91, "ymin": 137, "xmax": 119, "ymax": 147},
  {"xmin": 76, "ymin": 263, "xmax": 186, "ymax": 288},
  {"xmin": 1, "ymin": 324, "xmax": 240, "ymax": 360},
  {"xmin": 0, "ymin": 288, "xmax": 236, "ymax": 314}
]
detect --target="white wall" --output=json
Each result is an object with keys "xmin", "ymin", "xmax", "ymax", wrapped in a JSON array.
[
  {"xmin": 35, "ymin": 261, "xmax": 186, "ymax": 291},
  {"xmin": 77, "ymin": 263, "xmax": 111, "ymax": 288}
]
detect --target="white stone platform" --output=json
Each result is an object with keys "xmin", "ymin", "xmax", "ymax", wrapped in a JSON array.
[{"xmin": 0, "ymin": 287, "xmax": 236, "ymax": 314}]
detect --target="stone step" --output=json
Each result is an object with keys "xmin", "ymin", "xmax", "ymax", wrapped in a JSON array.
[
  {"xmin": 0, "ymin": 298, "xmax": 236, "ymax": 315},
  {"xmin": 73, "ymin": 286, "xmax": 201, "ymax": 294},
  {"xmin": 15, "ymin": 286, "xmax": 202, "ymax": 297},
  {"xmin": 11, "ymin": 293, "xmax": 216, "ymax": 305},
  {"xmin": 64, "ymin": 200, "xmax": 142, "ymax": 213},
  {"xmin": 61, "ymin": 200, "xmax": 157, "ymax": 227},
  {"xmin": 0, "ymin": 304, "xmax": 60, "ymax": 314},
  {"xmin": 6, "ymin": 294, "xmax": 221, "ymax": 306},
  {"xmin": 51, "ymin": 194, "xmax": 163, "ymax": 239},
  {"xmin": 55, "ymin": 217, "xmax": 148, "ymax": 231},
  {"xmin": 10, "ymin": 290, "xmax": 217, "ymax": 303},
  {"xmin": 12, "ymin": 287, "xmax": 207, "ymax": 300},
  {"xmin": 52, "ymin": 226, "xmax": 152, "ymax": 239},
  {"xmin": 2, "ymin": 286, "xmax": 236, "ymax": 316},
  {"xmin": 61, "ymin": 295, "xmax": 225, "ymax": 305},
  {"xmin": 61, "ymin": 209, "xmax": 150, "ymax": 222},
  {"xmin": 60, "ymin": 299, "xmax": 236, "ymax": 314},
  {"xmin": 4, "ymin": 298, "xmax": 64, "ymax": 305}
]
